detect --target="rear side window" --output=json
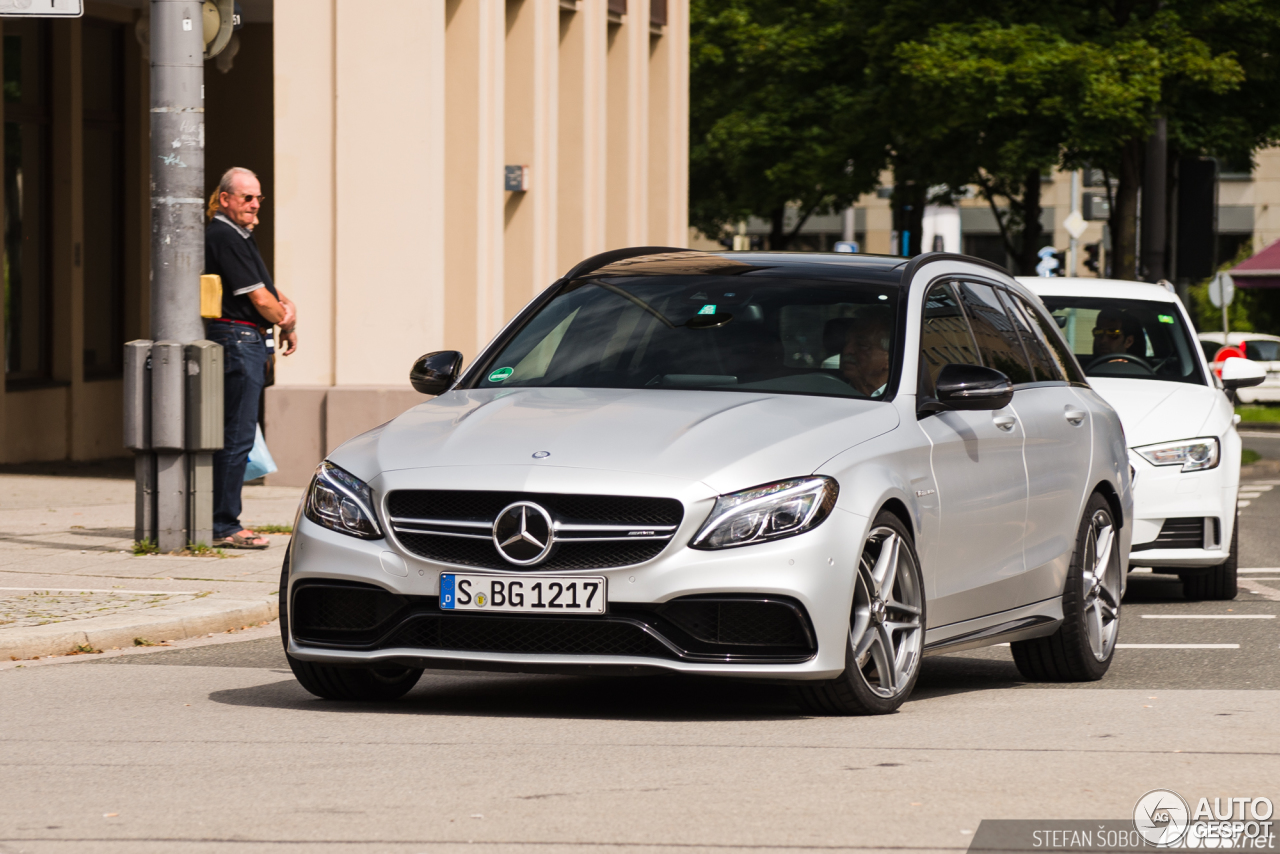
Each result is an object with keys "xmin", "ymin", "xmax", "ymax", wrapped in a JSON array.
[
  {"xmin": 998, "ymin": 290, "xmax": 1061, "ymax": 382},
  {"xmin": 919, "ymin": 282, "xmax": 981, "ymax": 395},
  {"xmin": 956, "ymin": 282, "xmax": 1034, "ymax": 384},
  {"xmin": 1245, "ymin": 340, "xmax": 1280, "ymax": 362},
  {"xmin": 1014, "ymin": 294, "xmax": 1087, "ymax": 383}
]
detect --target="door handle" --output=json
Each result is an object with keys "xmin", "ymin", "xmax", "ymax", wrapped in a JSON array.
[
  {"xmin": 993, "ymin": 414, "xmax": 1017, "ymax": 431},
  {"xmin": 1064, "ymin": 409, "xmax": 1086, "ymax": 426}
]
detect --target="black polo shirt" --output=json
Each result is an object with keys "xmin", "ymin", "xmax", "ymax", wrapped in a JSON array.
[{"xmin": 205, "ymin": 214, "xmax": 278, "ymax": 326}]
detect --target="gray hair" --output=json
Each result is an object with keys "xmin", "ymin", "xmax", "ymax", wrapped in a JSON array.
[{"xmin": 218, "ymin": 166, "xmax": 258, "ymax": 196}]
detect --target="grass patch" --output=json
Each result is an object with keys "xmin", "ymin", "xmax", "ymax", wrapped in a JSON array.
[
  {"xmin": 69, "ymin": 643, "xmax": 102, "ymax": 655},
  {"xmin": 253, "ymin": 524, "xmax": 293, "ymax": 535},
  {"xmin": 132, "ymin": 539, "xmax": 159, "ymax": 556},
  {"xmin": 1236, "ymin": 406, "xmax": 1280, "ymax": 423},
  {"xmin": 183, "ymin": 542, "xmax": 226, "ymax": 558},
  {"xmin": 1243, "ymin": 448, "xmax": 1262, "ymax": 465},
  {"xmin": 133, "ymin": 637, "xmax": 162, "ymax": 647}
]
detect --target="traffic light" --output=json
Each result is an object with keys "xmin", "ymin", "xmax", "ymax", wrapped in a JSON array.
[
  {"xmin": 1083, "ymin": 243, "xmax": 1100, "ymax": 274},
  {"xmin": 1054, "ymin": 251, "xmax": 1066, "ymax": 276}
]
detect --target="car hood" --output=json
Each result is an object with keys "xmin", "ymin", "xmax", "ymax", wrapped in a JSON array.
[
  {"xmin": 1087, "ymin": 378, "xmax": 1218, "ymax": 447},
  {"xmin": 333, "ymin": 387, "xmax": 900, "ymax": 493}
]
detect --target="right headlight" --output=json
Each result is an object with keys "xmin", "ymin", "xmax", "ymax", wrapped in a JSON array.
[
  {"xmin": 690, "ymin": 476, "xmax": 838, "ymax": 550},
  {"xmin": 304, "ymin": 461, "xmax": 382, "ymax": 539},
  {"xmin": 1134, "ymin": 437, "xmax": 1220, "ymax": 472}
]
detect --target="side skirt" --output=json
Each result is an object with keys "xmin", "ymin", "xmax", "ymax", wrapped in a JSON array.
[{"xmin": 923, "ymin": 597, "xmax": 1063, "ymax": 656}]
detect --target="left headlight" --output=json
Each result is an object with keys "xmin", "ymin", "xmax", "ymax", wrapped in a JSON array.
[
  {"xmin": 1134, "ymin": 437, "xmax": 1220, "ymax": 472},
  {"xmin": 690, "ymin": 476, "xmax": 838, "ymax": 550},
  {"xmin": 304, "ymin": 461, "xmax": 382, "ymax": 539}
]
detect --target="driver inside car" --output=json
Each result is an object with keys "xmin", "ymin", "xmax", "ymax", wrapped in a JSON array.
[
  {"xmin": 1092, "ymin": 309, "xmax": 1145, "ymax": 360},
  {"xmin": 837, "ymin": 313, "xmax": 893, "ymax": 397}
]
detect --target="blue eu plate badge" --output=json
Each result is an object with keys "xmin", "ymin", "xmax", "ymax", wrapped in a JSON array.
[{"xmin": 440, "ymin": 573, "xmax": 456, "ymax": 609}]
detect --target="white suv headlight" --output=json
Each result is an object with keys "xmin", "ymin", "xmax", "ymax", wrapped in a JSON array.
[
  {"xmin": 304, "ymin": 461, "xmax": 382, "ymax": 539},
  {"xmin": 690, "ymin": 476, "xmax": 838, "ymax": 550},
  {"xmin": 1134, "ymin": 437, "xmax": 1220, "ymax": 472}
]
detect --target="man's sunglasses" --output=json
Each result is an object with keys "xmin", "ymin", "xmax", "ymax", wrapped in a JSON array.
[
  {"xmin": 228, "ymin": 193, "xmax": 265, "ymax": 203},
  {"xmin": 1092, "ymin": 327, "xmax": 1125, "ymax": 339}
]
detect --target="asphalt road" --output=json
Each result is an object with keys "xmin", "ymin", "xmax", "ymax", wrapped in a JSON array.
[{"xmin": 2, "ymin": 479, "xmax": 1278, "ymax": 853}]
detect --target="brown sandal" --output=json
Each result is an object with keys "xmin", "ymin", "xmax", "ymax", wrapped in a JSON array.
[{"xmin": 214, "ymin": 532, "xmax": 270, "ymax": 550}]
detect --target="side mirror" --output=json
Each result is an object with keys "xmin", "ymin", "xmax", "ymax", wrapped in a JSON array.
[
  {"xmin": 927, "ymin": 363, "xmax": 1014, "ymax": 411},
  {"xmin": 1221, "ymin": 356, "xmax": 1266, "ymax": 390},
  {"xmin": 410, "ymin": 351, "xmax": 464, "ymax": 395}
]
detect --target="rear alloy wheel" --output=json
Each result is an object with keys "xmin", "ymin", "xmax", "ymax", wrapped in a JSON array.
[
  {"xmin": 279, "ymin": 554, "xmax": 423, "ymax": 701},
  {"xmin": 1181, "ymin": 512, "xmax": 1238, "ymax": 601},
  {"xmin": 794, "ymin": 512, "xmax": 925, "ymax": 715},
  {"xmin": 1012, "ymin": 493, "xmax": 1120, "ymax": 682}
]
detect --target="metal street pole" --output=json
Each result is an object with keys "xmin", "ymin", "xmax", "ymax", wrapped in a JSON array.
[
  {"xmin": 149, "ymin": 0, "xmax": 206, "ymax": 552},
  {"xmin": 1069, "ymin": 170, "xmax": 1081, "ymax": 276}
]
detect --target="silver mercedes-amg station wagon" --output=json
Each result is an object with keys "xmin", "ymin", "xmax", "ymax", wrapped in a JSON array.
[{"xmin": 282, "ymin": 249, "xmax": 1133, "ymax": 715}]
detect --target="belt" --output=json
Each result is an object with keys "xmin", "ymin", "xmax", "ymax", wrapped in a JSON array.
[{"xmin": 211, "ymin": 318, "xmax": 261, "ymax": 329}]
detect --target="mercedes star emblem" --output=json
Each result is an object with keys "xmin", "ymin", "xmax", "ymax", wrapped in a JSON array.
[{"xmin": 492, "ymin": 501, "xmax": 555, "ymax": 566}]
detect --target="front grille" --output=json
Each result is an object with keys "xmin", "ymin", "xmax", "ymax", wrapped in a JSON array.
[
  {"xmin": 386, "ymin": 490, "xmax": 685, "ymax": 570},
  {"xmin": 382, "ymin": 613, "xmax": 675, "ymax": 658},
  {"xmin": 1131, "ymin": 517, "xmax": 1208, "ymax": 552}
]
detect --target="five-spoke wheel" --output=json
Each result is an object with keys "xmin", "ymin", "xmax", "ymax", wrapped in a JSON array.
[
  {"xmin": 795, "ymin": 511, "xmax": 925, "ymax": 715},
  {"xmin": 1012, "ymin": 492, "xmax": 1120, "ymax": 681}
]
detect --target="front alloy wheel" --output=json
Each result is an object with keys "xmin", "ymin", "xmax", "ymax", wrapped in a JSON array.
[{"xmin": 794, "ymin": 512, "xmax": 925, "ymax": 715}]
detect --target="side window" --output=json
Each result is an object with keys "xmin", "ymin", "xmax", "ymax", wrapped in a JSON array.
[
  {"xmin": 1018, "ymin": 295, "xmax": 1087, "ymax": 384},
  {"xmin": 919, "ymin": 281, "xmax": 981, "ymax": 395},
  {"xmin": 998, "ymin": 290, "xmax": 1063, "ymax": 382},
  {"xmin": 955, "ymin": 282, "xmax": 1034, "ymax": 384}
]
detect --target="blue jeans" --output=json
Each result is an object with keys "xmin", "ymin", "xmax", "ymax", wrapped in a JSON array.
[{"xmin": 207, "ymin": 322, "xmax": 267, "ymax": 539}]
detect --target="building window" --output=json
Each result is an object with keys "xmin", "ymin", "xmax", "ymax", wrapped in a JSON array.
[
  {"xmin": 82, "ymin": 18, "xmax": 126, "ymax": 379},
  {"xmin": 4, "ymin": 19, "xmax": 52, "ymax": 383}
]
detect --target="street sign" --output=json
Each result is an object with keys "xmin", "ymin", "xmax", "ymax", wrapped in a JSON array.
[
  {"xmin": 0, "ymin": 0, "xmax": 82, "ymax": 15},
  {"xmin": 1208, "ymin": 272, "xmax": 1235, "ymax": 308},
  {"xmin": 1063, "ymin": 209, "xmax": 1088, "ymax": 240}
]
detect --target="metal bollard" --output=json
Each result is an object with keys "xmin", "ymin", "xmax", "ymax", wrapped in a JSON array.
[
  {"xmin": 124, "ymin": 340, "xmax": 155, "ymax": 544},
  {"xmin": 185, "ymin": 341, "xmax": 224, "ymax": 547},
  {"xmin": 149, "ymin": 341, "xmax": 186, "ymax": 552}
]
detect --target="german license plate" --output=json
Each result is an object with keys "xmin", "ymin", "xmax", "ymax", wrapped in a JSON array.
[{"xmin": 439, "ymin": 573, "xmax": 606, "ymax": 614}]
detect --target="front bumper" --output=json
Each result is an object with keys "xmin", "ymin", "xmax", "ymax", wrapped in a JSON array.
[
  {"xmin": 287, "ymin": 474, "xmax": 871, "ymax": 680},
  {"xmin": 1127, "ymin": 450, "xmax": 1236, "ymax": 568}
]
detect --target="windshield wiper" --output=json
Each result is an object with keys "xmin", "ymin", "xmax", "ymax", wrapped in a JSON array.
[{"xmin": 593, "ymin": 282, "xmax": 676, "ymax": 329}]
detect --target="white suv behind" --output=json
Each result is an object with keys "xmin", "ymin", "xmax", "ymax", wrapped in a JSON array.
[{"xmin": 1022, "ymin": 278, "xmax": 1265, "ymax": 599}]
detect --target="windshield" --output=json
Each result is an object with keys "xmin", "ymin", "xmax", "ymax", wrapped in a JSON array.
[
  {"xmin": 471, "ymin": 276, "xmax": 900, "ymax": 399},
  {"xmin": 1040, "ymin": 297, "xmax": 1206, "ymax": 385}
]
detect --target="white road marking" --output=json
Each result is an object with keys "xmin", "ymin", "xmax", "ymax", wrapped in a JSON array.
[
  {"xmin": 1238, "ymin": 493, "xmax": 1263, "ymax": 499},
  {"xmin": 1141, "ymin": 614, "xmax": 1275, "ymax": 619},
  {"xmin": 0, "ymin": 586, "xmax": 193, "ymax": 596},
  {"xmin": 1241, "ymin": 568, "xmax": 1280, "ymax": 573},
  {"xmin": 1239, "ymin": 501, "xmax": 1252, "ymax": 508},
  {"xmin": 1117, "ymin": 644, "xmax": 1240, "ymax": 649}
]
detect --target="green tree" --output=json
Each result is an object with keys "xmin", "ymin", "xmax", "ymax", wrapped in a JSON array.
[{"xmin": 689, "ymin": 0, "xmax": 877, "ymax": 248}]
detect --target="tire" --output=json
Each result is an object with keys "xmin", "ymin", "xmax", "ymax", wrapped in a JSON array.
[
  {"xmin": 1011, "ymin": 493, "xmax": 1120, "ymax": 682},
  {"xmin": 793, "ymin": 511, "xmax": 926, "ymax": 715},
  {"xmin": 1181, "ymin": 512, "xmax": 1238, "ymax": 601},
  {"xmin": 278, "ymin": 551, "xmax": 423, "ymax": 701}
]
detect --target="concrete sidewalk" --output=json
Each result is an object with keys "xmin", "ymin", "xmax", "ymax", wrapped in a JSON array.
[{"xmin": 0, "ymin": 459, "xmax": 302, "ymax": 660}]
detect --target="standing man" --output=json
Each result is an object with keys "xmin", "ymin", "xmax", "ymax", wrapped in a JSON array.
[{"xmin": 205, "ymin": 167, "xmax": 298, "ymax": 549}]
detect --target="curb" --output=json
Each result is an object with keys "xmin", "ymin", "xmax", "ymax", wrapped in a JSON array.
[
  {"xmin": 1239, "ymin": 422, "xmax": 1280, "ymax": 433},
  {"xmin": 0, "ymin": 595, "xmax": 279, "ymax": 661}
]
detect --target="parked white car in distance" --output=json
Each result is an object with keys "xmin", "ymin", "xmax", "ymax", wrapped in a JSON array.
[{"xmin": 1197, "ymin": 331, "xmax": 1280, "ymax": 404}]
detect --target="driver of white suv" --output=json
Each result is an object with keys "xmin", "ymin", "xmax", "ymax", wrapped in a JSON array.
[{"xmin": 1092, "ymin": 308, "xmax": 1144, "ymax": 360}]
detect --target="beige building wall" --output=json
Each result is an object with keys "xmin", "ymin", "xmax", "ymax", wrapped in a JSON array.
[{"xmin": 266, "ymin": 0, "xmax": 690, "ymax": 485}]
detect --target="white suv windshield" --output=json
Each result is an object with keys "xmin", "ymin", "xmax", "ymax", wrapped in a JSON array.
[
  {"xmin": 1041, "ymin": 297, "xmax": 1206, "ymax": 385},
  {"xmin": 472, "ymin": 276, "xmax": 901, "ymax": 399}
]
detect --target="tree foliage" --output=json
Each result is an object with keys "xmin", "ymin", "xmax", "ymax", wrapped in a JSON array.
[{"xmin": 689, "ymin": 0, "xmax": 1280, "ymax": 279}]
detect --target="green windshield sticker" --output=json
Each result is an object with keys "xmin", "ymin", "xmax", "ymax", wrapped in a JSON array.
[
  {"xmin": 488, "ymin": 367, "xmax": 514, "ymax": 383},
  {"xmin": 1158, "ymin": 314, "xmax": 1175, "ymax": 324},
  {"xmin": 697, "ymin": 304, "xmax": 717, "ymax": 315}
]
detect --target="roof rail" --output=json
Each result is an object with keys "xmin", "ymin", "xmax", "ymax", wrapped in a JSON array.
[{"xmin": 560, "ymin": 246, "xmax": 695, "ymax": 281}]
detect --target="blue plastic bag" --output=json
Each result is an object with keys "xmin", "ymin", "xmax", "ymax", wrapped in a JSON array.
[{"xmin": 244, "ymin": 423, "xmax": 278, "ymax": 481}]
